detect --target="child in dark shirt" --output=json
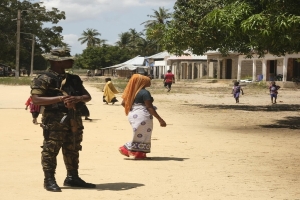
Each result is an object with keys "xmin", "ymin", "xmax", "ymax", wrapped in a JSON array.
[{"xmin": 232, "ymin": 81, "xmax": 244, "ymax": 103}]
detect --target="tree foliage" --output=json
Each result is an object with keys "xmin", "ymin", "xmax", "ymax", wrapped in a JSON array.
[
  {"xmin": 78, "ymin": 28, "xmax": 105, "ymax": 47},
  {"xmin": 115, "ymin": 28, "xmax": 158, "ymax": 57},
  {"xmin": 76, "ymin": 27, "xmax": 159, "ymax": 70},
  {"xmin": 75, "ymin": 45, "xmax": 132, "ymax": 70},
  {"xmin": 0, "ymin": 1, "xmax": 169, "ymax": 71},
  {"xmin": 0, "ymin": 0, "xmax": 66, "ymax": 70},
  {"xmin": 142, "ymin": 7, "xmax": 172, "ymax": 52},
  {"xmin": 164, "ymin": 0, "xmax": 300, "ymax": 57}
]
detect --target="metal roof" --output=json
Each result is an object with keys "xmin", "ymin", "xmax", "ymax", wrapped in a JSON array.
[
  {"xmin": 147, "ymin": 51, "xmax": 171, "ymax": 59},
  {"xmin": 115, "ymin": 64, "xmax": 148, "ymax": 70},
  {"xmin": 154, "ymin": 60, "xmax": 167, "ymax": 66},
  {"xmin": 204, "ymin": 50, "xmax": 239, "ymax": 55},
  {"xmin": 168, "ymin": 54, "xmax": 207, "ymax": 60},
  {"xmin": 103, "ymin": 56, "xmax": 145, "ymax": 69}
]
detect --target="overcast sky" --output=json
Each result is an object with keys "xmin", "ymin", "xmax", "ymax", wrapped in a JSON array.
[{"xmin": 39, "ymin": 0, "xmax": 176, "ymax": 55}]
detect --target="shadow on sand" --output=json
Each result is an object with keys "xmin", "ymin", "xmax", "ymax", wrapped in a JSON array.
[
  {"xmin": 185, "ymin": 103, "xmax": 300, "ymax": 130},
  {"xmin": 61, "ymin": 182, "xmax": 144, "ymax": 191},
  {"xmin": 259, "ymin": 116, "xmax": 300, "ymax": 129},
  {"xmin": 124, "ymin": 157, "xmax": 189, "ymax": 161},
  {"xmin": 184, "ymin": 103, "xmax": 300, "ymax": 112}
]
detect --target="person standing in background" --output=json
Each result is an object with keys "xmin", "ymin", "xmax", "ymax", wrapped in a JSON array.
[
  {"xmin": 232, "ymin": 81, "xmax": 244, "ymax": 103},
  {"xmin": 103, "ymin": 77, "xmax": 119, "ymax": 105},
  {"xmin": 164, "ymin": 70, "xmax": 175, "ymax": 92},
  {"xmin": 269, "ymin": 81, "xmax": 280, "ymax": 104}
]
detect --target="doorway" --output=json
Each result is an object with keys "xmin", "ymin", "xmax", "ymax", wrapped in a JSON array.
[{"xmin": 225, "ymin": 59, "xmax": 232, "ymax": 79}]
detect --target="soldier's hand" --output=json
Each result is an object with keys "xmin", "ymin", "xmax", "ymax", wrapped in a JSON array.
[
  {"xmin": 64, "ymin": 96, "xmax": 83, "ymax": 104},
  {"xmin": 64, "ymin": 96, "xmax": 77, "ymax": 109}
]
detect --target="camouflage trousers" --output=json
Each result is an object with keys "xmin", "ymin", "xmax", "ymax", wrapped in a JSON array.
[{"xmin": 41, "ymin": 111, "xmax": 83, "ymax": 172}]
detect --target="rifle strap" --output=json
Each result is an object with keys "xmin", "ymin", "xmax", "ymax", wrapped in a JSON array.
[{"xmin": 39, "ymin": 71, "xmax": 68, "ymax": 96}]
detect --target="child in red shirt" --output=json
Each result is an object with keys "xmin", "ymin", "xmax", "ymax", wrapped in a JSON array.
[
  {"xmin": 25, "ymin": 96, "xmax": 40, "ymax": 124},
  {"xmin": 164, "ymin": 70, "xmax": 175, "ymax": 92}
]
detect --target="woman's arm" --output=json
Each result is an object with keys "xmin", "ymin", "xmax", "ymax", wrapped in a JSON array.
[{"xmin": 144, "ymin": 100, "xmax": 166, "ymax": 127}]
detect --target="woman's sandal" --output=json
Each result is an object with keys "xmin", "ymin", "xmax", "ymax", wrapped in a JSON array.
[{"xmin": 119, "ymin": 146, "xmax": 129, "ymax": 157}]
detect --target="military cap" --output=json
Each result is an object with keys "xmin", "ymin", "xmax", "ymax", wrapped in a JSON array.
[{"xmin": 42, "ymin": 48, "xmax": 75, "ymax": 61}]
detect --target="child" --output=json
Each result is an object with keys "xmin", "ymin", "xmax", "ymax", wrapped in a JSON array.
[
  {"xmin": 232, "ymin": 81, "xmax": 244, "ymax": 103},
  {"xmin": 25, "ymin": 96, "xmax": 40, "ymax": 124},
  {"xmin": 269, "ymin": 81, "xmax": 280, "ymax": 104}
]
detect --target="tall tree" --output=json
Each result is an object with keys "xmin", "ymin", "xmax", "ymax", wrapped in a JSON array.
[
  {"xmin": 0, "ymin": 0, "xmax": 66, "ymax": 69},
  {"xmin": 141, "ymin": 7, "xmax": 172, "ymax": 52},
  {"xmin": 95, "ymin": 39, "xmax": 107, "ymax": 47},
  {"xmin": 137, "ymin": 38, "xmax": 157, "ymax": 56},
  {"xmin": 115, "ymin": 32, "xmax": 132, "ymax": 49},
  {"xmin": 128, "ymin": 28, "xmax": 143, "ymax": 47},
  {"xmin": 164, "ymin": 0, "xmax": 300, "ymax": 57},
  {"xmin": 75, "ymin": 45, "xmax": 132, "ymax": 69},
  {"xmin": 141, "ymin": 7, "xmax": 172, "ymax": 29},
  {"xmin": 78, "ymin": 28, "xmax": 102, "ymax": 47}
]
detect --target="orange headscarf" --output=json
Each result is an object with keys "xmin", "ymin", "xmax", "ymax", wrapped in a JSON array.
[{"xmin": 122, "ymin": 74, "xmax": 151, "ymax": 115}]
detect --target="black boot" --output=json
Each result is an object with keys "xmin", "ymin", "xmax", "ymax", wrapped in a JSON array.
[
  {"xmin": 44, "ymin": 171, "xmax": 61, "ymax": 192},
  {"xmin": 63, "ymin": 170, "xmax": 96, "ymax": 188}
]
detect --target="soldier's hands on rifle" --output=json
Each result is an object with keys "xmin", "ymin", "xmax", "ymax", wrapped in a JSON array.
[{"xmin": 63, "ymin": 95, "xmax": 88, "ymax": 109}]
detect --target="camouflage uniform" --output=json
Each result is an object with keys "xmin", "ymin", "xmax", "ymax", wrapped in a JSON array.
[{"xmin": 31, "ymin": 69, "xmax": 86, "ymax": 172}]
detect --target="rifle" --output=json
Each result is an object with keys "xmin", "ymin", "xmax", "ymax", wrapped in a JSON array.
[{"xmin": 60, "ymin": 108, "xmax": 78, "ymax": 149}]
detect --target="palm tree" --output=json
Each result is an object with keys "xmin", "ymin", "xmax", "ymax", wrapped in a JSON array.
[
  {"xmin": 78, "ymin": 28, "xmax": 102, "ymax": 47},
  {"xmin": 115, "ymin": 32, "xmax": 132, "ymax": 49},
  {"xmin": 95, "ymin": 39, "xmax": 108, "ymax": 47},
  {"xmin": 141, "ymin": 7, "xmax": 172, "ymax": 29},
  {"xmin": 141, "ymin": 7, "xmax": 172, "ymax": 52},
  {"xmin": 128, "ymin": 28, "xmax": 143, "ymax": 45},
  {"xmin": 137, "ymin": 38, "xmax": 157, "ymax": 56}
]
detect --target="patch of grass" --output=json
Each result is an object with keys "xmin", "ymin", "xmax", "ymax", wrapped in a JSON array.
[
  {"xmin": 0, "ymin": 77, "xmax": 32, "ymax": 85},
  {"xmin": 247, "ymin": 81, "xmax": 268, "ymax": 89},
  {"xmin": 92, "ymin": 78, "xmax": 129, "ymax": 92}
]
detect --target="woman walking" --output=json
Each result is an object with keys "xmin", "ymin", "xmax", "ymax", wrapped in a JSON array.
[{"xmin": 119, "ymin": 74, "xmax": 167, "ymax": 159}]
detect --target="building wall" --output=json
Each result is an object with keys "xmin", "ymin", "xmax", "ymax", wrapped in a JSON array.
[{"xmin": 241, "ymin": 60, "xmax": 253, "ymax": 78}]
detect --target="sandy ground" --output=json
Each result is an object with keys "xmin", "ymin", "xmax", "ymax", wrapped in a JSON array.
[{"xmin": 0, "ymin": 81, "xmax": 299, "ymax": 200}]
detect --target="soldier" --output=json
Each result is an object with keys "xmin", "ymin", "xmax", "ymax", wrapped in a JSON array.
[{"xmin": 30, "ymin": 48, "xmax": 96, "ymax": 192}]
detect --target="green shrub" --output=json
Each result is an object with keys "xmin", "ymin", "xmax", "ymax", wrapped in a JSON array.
[{"xmin": 0, "ymin": 77, "xmax": 31, "ymax": 85}]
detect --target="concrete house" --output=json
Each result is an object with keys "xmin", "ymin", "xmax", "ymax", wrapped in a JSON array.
[
  {"xmin": 205, "ymin": 51, "xmax": 300, "ymax": 83},
  {"xmin": 147, "ymin": 51, "xmax": 208, "ymax": 80},
  {"xmin": 167, "ymin": 52, "xmax": 207, "ymax": 80}
]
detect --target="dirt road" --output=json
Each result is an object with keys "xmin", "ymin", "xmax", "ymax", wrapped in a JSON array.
[{"xmin": 0, "ymin": 82, "xmax": 299, "ymax": 200}]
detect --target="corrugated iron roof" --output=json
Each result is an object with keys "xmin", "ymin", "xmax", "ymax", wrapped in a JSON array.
[
  {"xmin": 103, "ymin": 56, "xmax": 145, "ymax": 69},
  {"xmin": 147, "ymin": 51, "xmax": 171, "ymax": 59},
  {"xmin": 154, "ymin": 60, "xmax": 167, "ymax": 66},
  {"xmin": 168, "ymin": 54, "xmax": 207, "ymax": 60}
]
